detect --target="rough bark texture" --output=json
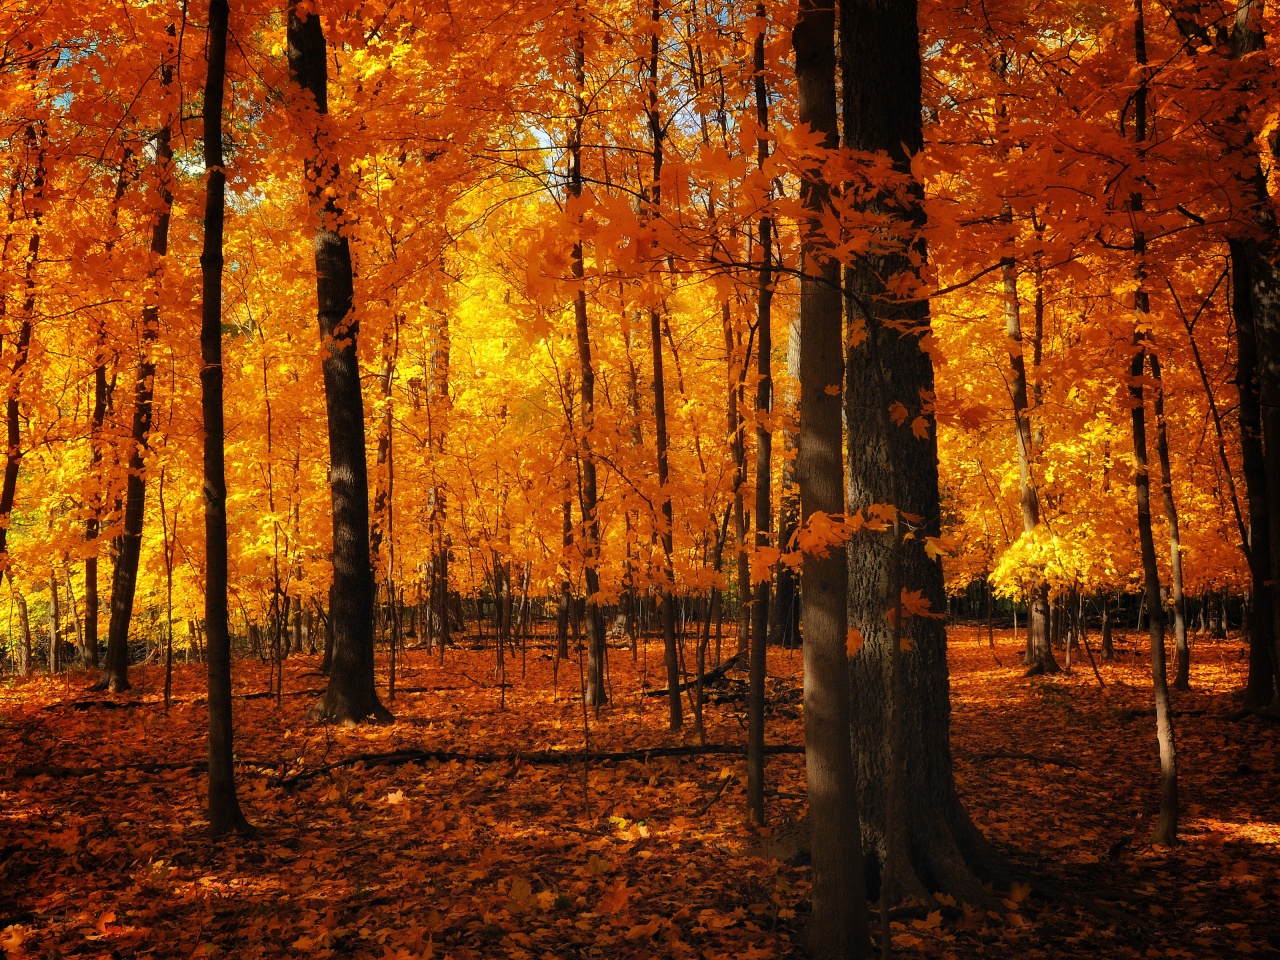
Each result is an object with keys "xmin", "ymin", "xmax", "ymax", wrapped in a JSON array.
[
  {"xmin": 793, "ymin": 1, "xmax": 870, "ymax": 955},
  {"xmin": 288, "ymin": 0, "xmax": 390, "ymax": 724},
  {"xmin": 843, "ymin": 0, "xmax": 1001, "ymax": 904},
  {"xmin": 200, "ymin": 0, "xmax": 249, "ymax": 837}
]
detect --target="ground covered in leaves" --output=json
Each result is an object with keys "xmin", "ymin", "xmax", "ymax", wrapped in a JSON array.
[{"xmin": 1, "ymin": 627, "xmax": 1277, "ymax": 958}]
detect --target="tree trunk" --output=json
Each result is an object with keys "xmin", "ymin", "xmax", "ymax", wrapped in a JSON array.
[
  {"xmin": 558, "ymin": 498, "xmax": 572, "ymax": 660},
  {"xmin": 1128, "ymin": 3, "xmax": 1179, "ymax": 844},
  {"xmin": 843, "ymin": 0, "xmax": 1002, "ymax": 904},
  {"xmin": 0, "ymin": 126, "xmax": 43, "ymax": 670},
  {"xmin": 746, "ymin": 3, "xmax": 773, "ymax": 827},
  {"xmin": 13, "ymin": 579, "xmax": 31, "ymax": 677},
  {"xmin": 288, "ymin": 0, "xmax": 390, "ymax": 724},
  {"xmin": 1232, "ymin": 244, "xmax": 1277, "ymax": 708},
  {"xmin": 200, "ymin": 0, "xmax": 249, "ymax": 837},
  {"xmin": 1001, "ymin": 208, "xmax": 1056, "ymax": 674},
  {"xmin": 1149, "ymin": 352, "xmax": 1190, "ymax": 690},
  {"xmin": 646, "ymin": 0, "xmax": 682, "ymax": 731},
  {"xmin": 98, "ymin": 89, "xmax": 172, "ymax": 694},
  {"xmin": 566, "ymin": 22, "xmax": 607, "ymax": 707},
  {"xmin": 47, "ymin": 571, "xmax": 61, "ymax": 673},
  {"xmin": 793, "ymin": 2, "xmax": 870, "ymax": 955}
]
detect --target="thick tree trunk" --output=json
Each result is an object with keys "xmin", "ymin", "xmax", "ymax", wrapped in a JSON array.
[
  {"xmin": 793, "ymin": 2, "xmax": 870, "ymax": 955},
  {"xmin": 200, "ymin": 0, "xmax": 249, "ymax": 837},
  {"xmin": 843, "ymin": 0, "xmax": 1001, "ymax": 905},
  {"xmin": 288, "ymin": 0, "xmax": 390, "ymax": 724},
  {"xmin": 1232, "ymin": 243, "xmax": 1277, "ymax": 708}
]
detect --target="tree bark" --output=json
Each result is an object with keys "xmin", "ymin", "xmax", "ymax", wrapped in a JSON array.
[
  {"xmin": 793, "ymin": 1, "xmax": 870, "ymax": 955},
  {"xmin": 287, "ymin": 0, "xmax": 390, "ymax": 724},
  {"xmin": 200, "ymin": 0, "xmax": 249, "ymax": 837},
  {"xmin": 1149, "ymin": 352, "xmax": 1190, "ymax": 689},
  {"xmin": 843, "ymin": 0, "xmax": 1001, "ymax": 904},
  {"xmin": 1128, "ymin": 0, "xmax": 1179, "ymax": 845},
  {"xmin": 1001, "ymin": 207, "xmax": 1056, "ymax": 674},
  {"xmin": 568, "ymin": 21, "xmax": 607, "ymax": 707},
  {"xmin": 746, "ymin": 1, "xmax": 773, "ymax": 826}
]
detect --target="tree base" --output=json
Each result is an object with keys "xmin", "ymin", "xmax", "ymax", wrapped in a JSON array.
[
  {"xmin": 89, "ymin": 674, "xmax": 131, "ymax": 693},
  {"xmin": 306, "ymin": 692, "xmax": 395, "ymax": 726},
  {"xmin": 1022, "ymin": 658, "xmax": 1062, "ymax": 678}
]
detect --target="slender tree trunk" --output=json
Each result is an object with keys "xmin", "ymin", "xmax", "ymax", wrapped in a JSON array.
[
  {"xmin": 288, "ymin": 0, "xmax": 389, "ymax": 724},
  {"xmin": 0, "ymin": 126, "xmax": 43, "ymax": 666},
  {"xmin": 1001, "ymin": 207, "xmax": 1056, "ymax": 674},
  {"xmin": 98, "ymin": 81, "xmax": 173, "ymax": 693},
  {"xmin": 200, "ymin": 0, "xmax": 249, "ymax": 837},
  {"xmin": 47, "ymin": 570, "xmax": 61, "ymax": 673},
  {"xmin": 746, "ymin": 1, "xmax": 773, "ymax": 826},
  {"xmin": 646, "ymin": 0, "xmax": 681, "ymax": 730},
  {"xmin": 558, "ymin": 498, "xmax": 572, "ymax": 660},
  {"xmin": 1149, "ymin": 352, "xmax": 1190, "ymax": 690},
  {"xmin": 568, "ymin": 21, "xmax": 606, "ymax": 707},
  {"xmin": 793, "ymin": 2, "xmax": 869, "ymax": 954},
  {"xmin": 1128, "ymin": 0, "xmax": 1179, "ymax": 845},
  {"xmin": 12, "ymin": 578, "xmax": 31, "ymax": 677}
]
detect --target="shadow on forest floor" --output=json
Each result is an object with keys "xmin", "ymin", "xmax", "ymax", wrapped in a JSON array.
[{"xmin": 0, "ymin": 626, "xmax": 1276, "ymax": 958}]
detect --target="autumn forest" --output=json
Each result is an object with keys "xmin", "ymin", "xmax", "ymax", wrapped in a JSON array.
[{"xmin": 1, "ymin": 0, "xmax": 1278, "ymax": 955}]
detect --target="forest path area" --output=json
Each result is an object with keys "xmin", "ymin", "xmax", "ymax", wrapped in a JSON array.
[{"xmin": 0, "ymin": 627, "xmax": 1276, "ymax": 958}]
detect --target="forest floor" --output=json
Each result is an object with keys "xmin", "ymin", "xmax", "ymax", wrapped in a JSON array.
[{"xmin": 0, "ymin": 626, "xmax": 1277, "ymax": 959}]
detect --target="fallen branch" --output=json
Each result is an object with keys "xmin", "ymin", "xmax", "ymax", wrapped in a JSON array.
[
  {"xmin": 965, "ymin": 750, "xmax": 1083, "ymax": 770},
  {"xmin": 645, "ymin": 653, "xmax": 744, "ymax": 698},
  {"xmin": 277, "ymin": 742, "xmax": 804, "ymax": 789}
]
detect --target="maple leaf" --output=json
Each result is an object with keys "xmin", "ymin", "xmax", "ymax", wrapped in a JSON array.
[{"xmin": 598, "ymin": 881, "xmax": 631, "ymax": 916}]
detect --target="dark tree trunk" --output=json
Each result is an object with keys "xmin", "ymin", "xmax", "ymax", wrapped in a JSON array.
[
  {"xmin": 843, "ymin": 0, "xmax": 1002, "ymax": 904},
  {"xmin": 793, "ymin": 2, "xmax": 870, "ymax": 955},
  {"xmin": 1128, "ymin": 3, "xmax": 1179, "ymax": 844},
  {"xmin": 1232, "ymin": 244, "xmax": 1277, "ymax": 708},
  {"xmin": 287, "ymin": 0, "xmax": 390, "ymax": 724},
  {"xmin": 567, "ymin": 23, "xmax": 606, "ymax": 707},
  {"xmin": 558, "ymin": 498, "xmax": 572, "ymax": 660},
  {"xmin": 0, "ymin": 126, "xmax": 42, "ymax": 666},
  {"xmin": 771, "ymin": 310, "xmax": 801, "ymax": 650},
  {"xmin": 200, "ymin": 0, "xmax": 249, "ymax": 837},
  {"xmin": 98, "ymin": 99, "xmax": 172, "ymax": 694},
  {"xmin": 746, "ymin": 4, "xmax": 773, "ymax": 826}
]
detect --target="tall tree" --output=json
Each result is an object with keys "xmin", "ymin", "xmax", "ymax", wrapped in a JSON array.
[
  {"xmin": 793, "ymin": 0, "xmax": 869, "ymax": 953},
  {"xmin": 287, "ymin": 0, "xmax": 390, "ymax": 724},
  {"xmin": 746, "ymin": 0, "xmax": 774, "ymax": 826},
  {"xmin": 844, "ymin": 0, "xmax": 1002, "ymax": 902},
  {"xmin": 96, "ymin": 36, "xmax": 175, "ymax": 693},
  {"xmin": 200, "ymin": 0, "xmax": 249, "ymax": 837}
]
